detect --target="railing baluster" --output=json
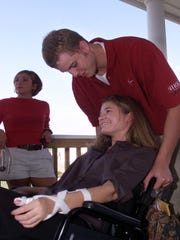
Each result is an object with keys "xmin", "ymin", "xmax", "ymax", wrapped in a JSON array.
[
  {"xmin": 65, "ymin": 148, "xmax": 70, "ymax": 170},
  {"xmin": 52, "ymin": 148, "xmax": 58, "ymax": 178},
  {"xmin": 48, "ymin": 135, "xmax": 95, "ymax": 179},
  {"xmin": 76, "ymin": 147, "xmax": 81, "ymax": 158}
]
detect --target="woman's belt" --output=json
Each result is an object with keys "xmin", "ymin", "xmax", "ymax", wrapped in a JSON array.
[{"xmin": 17, "ymin": 144, "xmax": 46, "ymax": 151}]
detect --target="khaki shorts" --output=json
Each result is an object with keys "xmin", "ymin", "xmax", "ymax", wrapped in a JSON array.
[{"xmin": 1, "ymin": 147, "xmax": 55, "ymax": 179}]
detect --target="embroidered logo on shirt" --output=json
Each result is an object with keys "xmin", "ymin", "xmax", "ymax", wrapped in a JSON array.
[
  {"xmin": 168, "ymin": 81, "xmax": 180, "ymax": 95},
  {"xmin": 128, "ymin": 79, "xmax": 134, "ymax": 86}
]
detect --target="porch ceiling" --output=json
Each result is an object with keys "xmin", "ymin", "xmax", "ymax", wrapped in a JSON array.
[{"xmin": 120, "ymin": 0, "xmax": 180, "ymax": 24}]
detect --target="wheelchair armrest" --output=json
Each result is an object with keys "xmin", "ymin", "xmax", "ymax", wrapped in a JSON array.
[
  {"xmin": 83, "ymin": 201, "xmax": 142, "ymax": 228},
  {"xmin": 55, "ymin": 202, "xmax": 144, "ymax": 240}
]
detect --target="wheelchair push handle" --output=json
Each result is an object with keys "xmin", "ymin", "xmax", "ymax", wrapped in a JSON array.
[{"xmin": 145, "ymin": 177, "xmax": 156, "ymax": 194}]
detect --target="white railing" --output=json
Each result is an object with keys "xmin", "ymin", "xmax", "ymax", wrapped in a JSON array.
[{"xmin": 48, "ymin": 135, "xmax": 96, "ymax": 178}]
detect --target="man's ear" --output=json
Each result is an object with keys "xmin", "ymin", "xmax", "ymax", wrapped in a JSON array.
[{"xmin": 79, "ymin": 40, "xmax": 90, "ymax": 53}]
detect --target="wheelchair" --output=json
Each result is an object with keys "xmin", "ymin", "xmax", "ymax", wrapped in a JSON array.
[{"xmin": 53, "ymin": 178, "xmax": 156, "ymax": 240}]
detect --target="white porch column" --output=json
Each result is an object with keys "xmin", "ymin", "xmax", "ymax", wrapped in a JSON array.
[
  {"xmin": 144, "ymin": 0, "xmax": 167, "ymax": 58},
  {"xmin": 144, "ymin": 0, "xmax": 180, "ymax": 215}
]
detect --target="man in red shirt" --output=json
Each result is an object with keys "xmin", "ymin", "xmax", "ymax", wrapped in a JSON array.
[{"xmin": 42, "ymin": 28, "xmax": 180, "ymax": 190}]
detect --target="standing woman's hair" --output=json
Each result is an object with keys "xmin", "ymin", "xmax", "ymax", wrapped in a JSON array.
[
  {"xmin": 14, "ymin": 70, "xmax": 42, "ymax": 96},
  {"xmin": 94, "ymin": 95, "xmax": 160, "ymax": 152}
]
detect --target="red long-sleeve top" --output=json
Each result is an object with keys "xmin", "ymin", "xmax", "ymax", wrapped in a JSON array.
[{"xmin": 0, "ymin": 98, "xmax": 51, "ymax": 147}]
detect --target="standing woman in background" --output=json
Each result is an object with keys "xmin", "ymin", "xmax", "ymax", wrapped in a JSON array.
[{"xmin": 0, "ymin": 70, "xmax": 56, "ymax": 189}]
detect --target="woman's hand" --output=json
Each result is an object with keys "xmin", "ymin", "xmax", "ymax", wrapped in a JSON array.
[
  {"xmin": 41, "ymin": 130, "xmax": 52, "ymax": 145},
  {"xmin": 11, "ymin": 197, "xmax": 54, "ymax": 228}
]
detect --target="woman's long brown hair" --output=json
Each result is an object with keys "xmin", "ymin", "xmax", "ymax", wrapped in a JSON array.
[{"xmin": 94, "ymin": 95, "xmax": 160, "ymax": 152}]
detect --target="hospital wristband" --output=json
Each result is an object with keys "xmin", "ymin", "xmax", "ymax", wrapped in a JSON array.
[{"xmin": 76, "ymin": 188, "xmax": 92, "ymax": 201}]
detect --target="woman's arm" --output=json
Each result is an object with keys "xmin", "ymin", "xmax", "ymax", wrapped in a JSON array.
[
  {"xmin": 66, "ymin": 180, "xmax": 118, "ymax": 209},
  {"xmin": 11, "ymin": 181, "xmax": 118, "ymax": 228},
  {"xmin": 0, "ymin": 129, "xmax": 7, "ymax": 149}
]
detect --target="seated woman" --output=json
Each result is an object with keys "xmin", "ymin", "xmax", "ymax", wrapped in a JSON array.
[{"xmin": 0, "ymin": 95, "xmax": 159, "ymax": 240}]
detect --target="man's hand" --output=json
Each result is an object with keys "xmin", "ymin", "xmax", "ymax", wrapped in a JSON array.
[{"xmin": 144, "ymin": 161, "xmax": 173, "ymax": 190}]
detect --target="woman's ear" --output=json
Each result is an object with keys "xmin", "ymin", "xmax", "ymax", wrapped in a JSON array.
[
  {"xmin": 127, "ymin": 112, "xmax": 134, "ymax": 124},
  {"xmin": 32, "ymin": 83, "xmax": 37, "ymax": 94}
]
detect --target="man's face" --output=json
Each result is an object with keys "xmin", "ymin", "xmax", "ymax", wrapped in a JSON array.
[{"xmin": 56, "ymin": 42, "xmax": 98, "ymax": 78}]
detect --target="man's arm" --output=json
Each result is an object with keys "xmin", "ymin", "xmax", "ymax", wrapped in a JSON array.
[{"xmin": 144, "ymin": 104, "xmax": 180, "ymax": 189}]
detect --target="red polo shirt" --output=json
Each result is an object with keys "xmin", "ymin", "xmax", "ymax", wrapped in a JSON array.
[{"xmin": 72, "ymin": 36, "xmax": 180, "ymax": 135}]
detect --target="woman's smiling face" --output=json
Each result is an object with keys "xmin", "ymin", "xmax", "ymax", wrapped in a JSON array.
[{"xmin": 98, "ymin": 101, "xmax": 133, "ymax": 141}]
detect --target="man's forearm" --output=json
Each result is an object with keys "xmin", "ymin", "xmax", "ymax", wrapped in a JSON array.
[{"xmin": 157, "ymin": 105, "xmax": 180, "ymax": 165}]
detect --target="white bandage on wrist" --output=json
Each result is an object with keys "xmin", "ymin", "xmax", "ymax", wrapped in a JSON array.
[
  {"xmin": 14, "ymin": 190, "xmax": 70, "ymax": 221},
  {"xmin": 56, "ymin": 191, "xmax": 71, "ymax": 214},
  {"xmin": 76, "ymin": 188, "xmax": 92, "ymax": 201}
]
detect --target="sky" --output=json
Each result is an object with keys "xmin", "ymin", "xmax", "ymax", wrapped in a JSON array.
[{"xmin": 0, "ymin": 0, "xmax": 180, "ymax": 135}]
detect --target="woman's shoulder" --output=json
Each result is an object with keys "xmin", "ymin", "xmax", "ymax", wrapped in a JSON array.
[
  {"xmin": 32, "ymin": 98, "xmax": 49, "ymax": 106},
  {"xmin": 1, "ymin": 97, "xmax": 48, "ymax": 104},
  {"xmin": 130, "ymin": 145, "xmax": 157, "ymax": 162},
  {"xmin": 84, "ymin": 146, "xmax": 104, "ymax": 158},
  {"xmin": 0, "ymin": 97, "xmax": 15, "ymax": 104},
  {"xmin": 114, "ymin": 141, "xmax": 157, "ymax": 156}
]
